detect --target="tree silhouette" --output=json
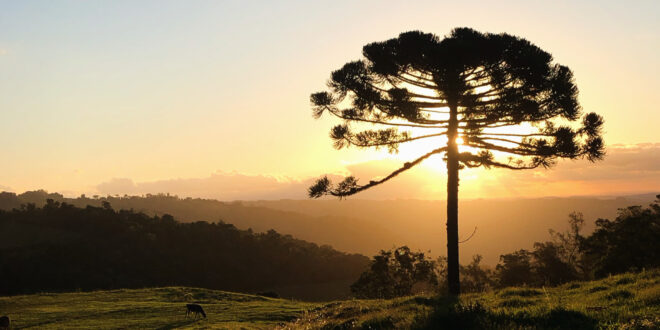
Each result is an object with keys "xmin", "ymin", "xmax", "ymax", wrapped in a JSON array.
[
  {"xmin": 583, "ymin": 196, "xmax": 660, "ymax": 277},
  {"xmin": 307, "ymin": 28, "xmax": 605, "ymax": 295},
  {"xmin": 496, "ymin": 249, "xmax": 534, "ymax": 287},
  {"xmin": 350, "ymin": 246, "xmax": 437, "ymax": 299}
]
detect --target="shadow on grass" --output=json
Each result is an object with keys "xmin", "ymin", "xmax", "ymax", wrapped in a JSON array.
[
  {"xmin": 16, "ymin": 306, "xmax": 186, "ymax": 329},
  {"xmin": 155, "ymin": 318, "xmax": 200, "ymax": 330},
  {"xmin": 413, "ymin": 296, "xmax": 598, "ymax": 330}
]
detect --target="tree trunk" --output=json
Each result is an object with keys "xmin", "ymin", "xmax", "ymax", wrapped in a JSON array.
[{"xmin": 446, "ymin": 102, "xmax": 460, "ymax": 295}]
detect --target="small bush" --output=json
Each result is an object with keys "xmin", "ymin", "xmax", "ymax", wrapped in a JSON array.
[
  {"xmin": 588, "ymin": 286, "xmax": 608, "ymax": 293},
  {"xmin": 499, "ymin": 288, "xmax": 543, "ymax": 297},
  {"xmin": 360, "ymin": 316, "xmax": 395, "ymax": 329},
  {"xmin": 335, "ymin": 306, "xmax": 361, "ymax": 318},
  {"xmin": 637, "ymin": 286, "xmax": 660, "ymax": 305},
  {"xmin": 542, "ymin": 307, "xmax": 597, "ymax": 329},
  {"xmin": 321, "ymin": 318, "xmax": 358, "ymax": 330},
  {"xmin": 498, "ymin": 298, "xmax": 535, "ymax": 308},
  {"xmin": 615, "ymin": 277, "xmax": 634, "ymax": 285},
  {"xmin": 605, "ymin": 289, "xmax": 634, "ymax": 300},
  {"xmin": 407, "ymin": 297, "xmax": 435, "ymax": 306}
]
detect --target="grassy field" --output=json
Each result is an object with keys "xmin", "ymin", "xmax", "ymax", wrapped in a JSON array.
[
  {"xmin": 0, "ymin": 287, "xmax": 315, "ymax": 329},
  {"xmin": 283, "ymin": 269, "xmax": 659, "ymax": 329},
  {"xmin": 0, "ymin": 269, "xmax": 658, "ymax": 329}
]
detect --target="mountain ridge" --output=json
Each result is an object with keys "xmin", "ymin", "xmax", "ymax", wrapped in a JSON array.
[{"xmin": 1, "ymin": 190, "xmax": 655, "ymax": 265}]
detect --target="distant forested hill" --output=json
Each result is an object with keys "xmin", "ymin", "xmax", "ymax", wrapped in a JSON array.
[
  {"xmin": 0, "ymin": 190, "xmax": 655, "ymax": 265},
  {"xmin": 0, "ymin": 191, "xmax": 400, "ymax": 258},
  {"xmin": 0, "ymin": 200, "xmax": 368, "ymax": 301}
]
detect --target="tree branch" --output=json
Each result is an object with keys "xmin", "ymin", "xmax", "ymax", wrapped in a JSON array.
[
  {"xmin": 325, "ymin": 106, "xmax": 445, "ymax": 128},
  {"xmin": 343, "ymin": 131, "xmax": 447, "ymax": 149},
  {"xmin": 310, "ymin": 146, "xmax": 448, "ymax": 198}
]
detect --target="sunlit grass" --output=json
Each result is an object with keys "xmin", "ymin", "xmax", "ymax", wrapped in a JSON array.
[
  {"xmin": 282, "ymin": 269, "xmax": 659, "ymax": 329},
  {"xmin": 0, "ymin": 287, "xmax": 315, "ymax": 329},
  {"xmin": 0, "ymin": 270, "xmax": 656, "ymax": 329}
]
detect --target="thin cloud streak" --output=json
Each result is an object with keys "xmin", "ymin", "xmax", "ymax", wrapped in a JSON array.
[{"xmin": 94, "ymin": 143, "xmax": 660, "ymax": 200}]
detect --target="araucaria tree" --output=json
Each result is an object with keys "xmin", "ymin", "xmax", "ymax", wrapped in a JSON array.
[{"xmin": 307, "ymin": 28, "xmax": 604, "ymax": 295}]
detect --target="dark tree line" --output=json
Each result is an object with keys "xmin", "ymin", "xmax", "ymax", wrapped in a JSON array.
[
  {"xmin": 0, "ymin": 200, "xmax": 369, "ymax": 299},
  {"xmin": 496, "ymin": 197, "xmax": 659, "ymax": 287},
  {"xmin": 353, "ymin": 196, "xmax": 659, "ymax": 297}
]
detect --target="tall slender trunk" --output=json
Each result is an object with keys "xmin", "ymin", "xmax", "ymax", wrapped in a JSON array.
[{"xmin": 446, "ymin": 102, "xmax": 460, "ymax": 295}]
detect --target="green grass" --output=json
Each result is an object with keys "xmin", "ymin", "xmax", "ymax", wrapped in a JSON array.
[
  {"xmin": 1, "ymin": 270, "xmax": 658, "ymax": 329},
  {"xmin": 0, "ymin": 287, "xmax": 315, "ymax": 329},
  {"xmin": 282, "ymin": 269, "xmax": 660, "ymax": 329}
]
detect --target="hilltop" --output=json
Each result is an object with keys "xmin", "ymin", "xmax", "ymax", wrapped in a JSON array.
[
  {"xmin": 286, "ymin": 269, "xmax": 659, "ymax": 329},
  {"xmin": 0, "ymin": 269, "xmax": 656, "ymax": 329},
  {"xmin": 0, "ymin": 287, "xmax": 313, "ymax": 329}
]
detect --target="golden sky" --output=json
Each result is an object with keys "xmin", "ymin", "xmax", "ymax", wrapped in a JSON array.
[{"xmin": 0, "ymin": 1, "xmax": 658, "ymax": 199}]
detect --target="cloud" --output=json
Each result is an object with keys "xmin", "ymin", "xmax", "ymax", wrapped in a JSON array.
[
  {"xmin": 94, "ymin": 163, "xmax": 446, "ymax": 200},
  {"xmin": 95, "ymin": 143, "xmax": 660, "ymax": 200},
  {"xmin": 97, "ymin": 178, "xmax": 139, "ymax": 195},
  {"xmin": 463, "ymin": 143, "xmax": 660, "ymax": 198},
  {"xmin": 96, "ymin": 172, "xmax": 314, "ymax": 200}
]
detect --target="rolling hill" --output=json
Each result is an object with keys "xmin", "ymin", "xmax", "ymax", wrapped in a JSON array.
[
  {"xmin": 0, "ymin": 269, "xmax": 657, "ymax": 329},
  {"xmin": 0, "ymin": 202, "xmax": 368, "ymax": 301},
  {"xmin": 0, "ymin": 190, "xmax": 656, "ymax": 265}
]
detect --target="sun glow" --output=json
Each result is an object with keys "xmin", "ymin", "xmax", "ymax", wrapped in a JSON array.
[{"xmin": 455, "ymin": 137, "xmax": 464, "ymax": 145}]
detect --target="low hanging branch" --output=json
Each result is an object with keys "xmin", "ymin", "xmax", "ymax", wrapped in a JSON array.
[{"xmin": 459, "ymin": 227, "xmax": 478, "ymax": 244}]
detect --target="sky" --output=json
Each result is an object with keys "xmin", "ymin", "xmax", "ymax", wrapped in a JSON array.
[{"xmin": 0, "ymin": 0, "xmax": 658, "ymax": 199}]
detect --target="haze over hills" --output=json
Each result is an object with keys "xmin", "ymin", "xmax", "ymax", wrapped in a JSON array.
[
  {"xmin": 245, "ymin": 194, "xmax": 658, "ymax": 264},
  {"xmin": 0, "ymin": 191, "xmax": 656, "ymax": 265}
]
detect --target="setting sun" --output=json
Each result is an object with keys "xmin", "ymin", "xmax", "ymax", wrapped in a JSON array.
[{"xmin": 0, "ymin": 2, "xmax": 658, "ymax": 327}]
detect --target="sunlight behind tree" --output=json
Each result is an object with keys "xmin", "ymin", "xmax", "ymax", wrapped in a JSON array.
[{"xmin": 307, "ymin": 28, "xmax": 605, "ymax": 295}]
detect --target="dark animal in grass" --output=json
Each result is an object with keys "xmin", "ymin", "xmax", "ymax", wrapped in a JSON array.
[
  {"xmin": 0, "ymin": 316, "xmax": 9, "ymax": 330},
  {"xmin": 185, "ymin": 303, "xmax": 207, "ymax": 318}
]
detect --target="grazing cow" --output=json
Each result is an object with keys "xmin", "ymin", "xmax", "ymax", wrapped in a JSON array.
[
  {"xmin": 185, "ymin": 303, "xmax": 207, "ymax": 318},
  {"xmin": 0, "ymin": 315, "xmax": 9, "ymax": 329}
]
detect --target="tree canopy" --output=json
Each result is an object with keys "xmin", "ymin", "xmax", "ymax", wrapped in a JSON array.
[
  {"xmin": 307, "ymin": 28, "xmax": 605, "ymax": 295},
  {"xmin": 308, "ymin": 28, "xmax": 604, "ymax": 197},
  {"xmin": 583, "ymin": 196, "xmax": 660, "ymax": 277},
  {"xmin": 350, "ymin": 246, "xmax": 437, "ymax": 299}
]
